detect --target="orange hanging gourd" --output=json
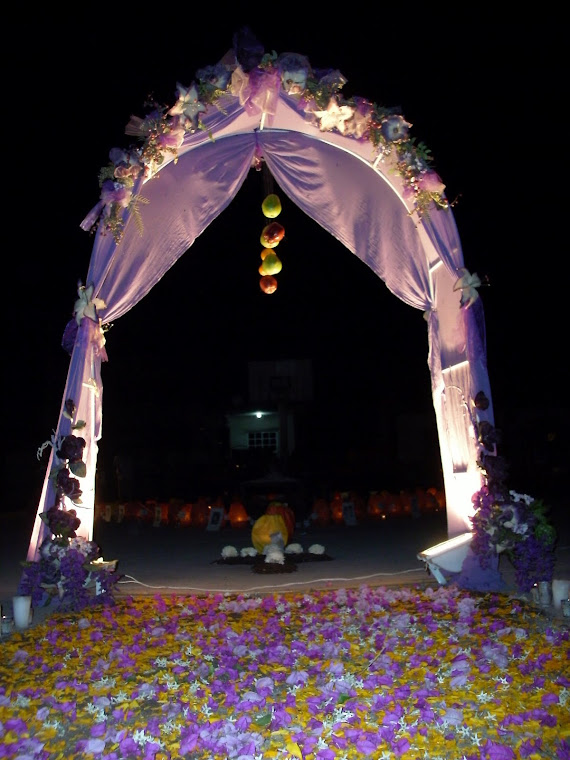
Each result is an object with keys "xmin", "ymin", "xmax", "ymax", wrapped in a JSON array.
[
  {"xmin": 260, "ymin": 222, "xmax": 285, "ymax": 248},
  {"xmin": 260, "ymin": 275, "xmax": 278, "ymax": 294}
]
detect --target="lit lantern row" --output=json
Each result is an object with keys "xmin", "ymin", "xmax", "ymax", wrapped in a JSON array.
[{"xmin": 259, "ymin": 193, "xmax": 284, "ymax": 294}]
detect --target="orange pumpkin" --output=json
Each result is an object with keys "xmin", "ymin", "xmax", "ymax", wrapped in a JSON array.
[
  {"xmin": 265, "ymin": 502, "xmax": 295, "ymax": 542},
  {"xmin": 251, "ymin": 514, "xmax": 288, "ymax": 553}
]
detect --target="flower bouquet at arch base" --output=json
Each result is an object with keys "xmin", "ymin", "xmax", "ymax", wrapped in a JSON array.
[
  {"xmin": 18, "ymin": 399, "xmax": 121, "ymax": 613},
  {"xmin": 457, "ymin": 391, "xmax": 558, "ymax": 594}
]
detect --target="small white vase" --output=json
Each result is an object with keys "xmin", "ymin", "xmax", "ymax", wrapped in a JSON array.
[{"xmin": 13, "ymin": 595, "xmax": 32, "ymax": 629}]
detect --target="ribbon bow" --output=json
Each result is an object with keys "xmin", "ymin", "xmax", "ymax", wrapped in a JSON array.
[
  {"xmin": 74, "ymin": 284, "xmax": 107, "ymax": 325},
  {"xmin": 453, "ymin": 268, "xmax": 481, "ymax": 308},
  {"xmin": 230, "ymin": 67, "xmax": 280, "ymax": 121}
]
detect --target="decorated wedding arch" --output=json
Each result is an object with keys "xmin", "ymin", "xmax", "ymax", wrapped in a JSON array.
[{"xmin": 27, "ymin": 29, "xmax": 494, "ymax": 562}]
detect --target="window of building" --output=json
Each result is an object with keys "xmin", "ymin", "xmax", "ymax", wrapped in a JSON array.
[{"xmin": 248, "ymin": 431, "xmax": 279, "ymax": 452}]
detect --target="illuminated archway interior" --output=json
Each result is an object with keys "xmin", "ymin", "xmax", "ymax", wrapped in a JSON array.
[{"xmin": 26, "ymin": 32, "xmax": 494, "ymax": 566}]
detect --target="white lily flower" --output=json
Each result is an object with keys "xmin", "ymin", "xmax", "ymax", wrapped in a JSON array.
[
  {"xmin": 74, "ymin": 284, "xmax": 106, "ymax": 325},
  {"xmin": 453, "ymin": 267, "xmax": 481, "ymax": 309}
]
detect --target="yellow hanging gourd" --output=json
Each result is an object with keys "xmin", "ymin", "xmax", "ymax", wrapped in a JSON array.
[
  {"xmin": 259, "ymin": 252, "xmax": 282, "ymax": 275},
  {"xmin": 262, "ymin": 193, "xmax": 282, "ymax": 218}
]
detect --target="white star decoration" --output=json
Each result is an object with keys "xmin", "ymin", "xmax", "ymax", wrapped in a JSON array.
[
  {"xmin": 168, "ymin": 83, "xmax": 206, "ymax": 128},
  {"xmin": 314, "ymin": 98, "xmax": 355, "ymax": 133}
]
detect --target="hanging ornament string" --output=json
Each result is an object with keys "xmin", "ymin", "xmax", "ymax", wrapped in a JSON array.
[
  {"xmin": 262, "ymin": 162, "xmax": 274, "ymax": 199},
  {"xmin": 258, "ymin": 164, "xmax": 285, "ymax": 294}
]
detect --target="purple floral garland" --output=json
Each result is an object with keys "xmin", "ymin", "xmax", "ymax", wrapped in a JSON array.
[
  {"xmin": 19, "ymin": 399, "xmax": 120, "ymax": 612},
  {"xmin": 469, "ymin": 393, "xmax": 557, "ymax": 593}
]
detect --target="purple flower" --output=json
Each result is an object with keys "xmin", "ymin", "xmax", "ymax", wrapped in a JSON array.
[
  {"xmin": 381, "ymin": 115, "xmax": 411, "ymax": 142},
  {"xmin": 56, "ymin": 434, "xmax": 86, "ymax": 462},
  {"xmin": 42, "ymin": 505, "xmax": 81, "ymax": 537},
  {"xmin": 100, "ymin": 179, "xmax": 132, "ymax": 209},
  {"xmin": 55, "ymin": 469, "xmax": 82, "ymax": 501},
  {"xmin": 196, "ymin": 63, "xmax": 231, "ymax": 91},
  {"xmin": 61, "ymin": 319, "xmax": 79, "ymax": 355},
  {"xmin": 481, "ymin": 739, "xmax": 516, "ymax": 759}
]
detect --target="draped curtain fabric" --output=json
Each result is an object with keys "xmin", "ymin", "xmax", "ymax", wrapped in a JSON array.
[{"xmin": 27, "ymin": 87, "xmax": 492, "ymax": 560}]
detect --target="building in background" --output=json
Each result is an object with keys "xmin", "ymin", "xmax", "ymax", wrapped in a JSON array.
[{"xmin": 226, "ymin": 359, "xmax": 313, "ymax": 476}]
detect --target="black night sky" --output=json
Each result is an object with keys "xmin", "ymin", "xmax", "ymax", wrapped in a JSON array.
[{"xmin": 4, "ymin": 13, "xmax": 568, "ymax": 513}]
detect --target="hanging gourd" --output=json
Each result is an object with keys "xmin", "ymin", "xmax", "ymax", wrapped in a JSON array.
[
  {"xmin": 260, "ymin": 275, "xmax": 278, "ymax": 294},
  {"xmin": 260, "ymin": 222, "xmax": 285, "ymax": 248},
  {"xmin": 265, "ymin": 502, "xmax": 295, "ymax": 542},
  {"xmin": 259, "ymin": 252, "xmax": 282, "ymax": 276},
  {"xmin": 251, "ymin": 513, "xmax": 289, "ymax": 553},
  {"xmin": 262, "ymin": 193, "xmax": 282, "ymax": 218}
]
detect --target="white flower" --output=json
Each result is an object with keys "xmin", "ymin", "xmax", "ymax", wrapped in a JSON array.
[
  {"xmin": 308, "ymin": 544, "xmax": 325, "ymax": 555},
  {"xmin": 313, "ymin": 98, "xmax": 355, "ymax": 133},
  {"xmin": 168, "ymin": 83, "xmax": 206, "ymax": 129},
  {"xmin": 285, "ymin": 543, "xmax": 304, "ymax": 554},
  {"xmin": 240, "ymin": 546, "xmax": 258, "ymax": 557},
  {"xmin": 221, "ymin": 546, "xmax": 238, "ymax": 559},
  {"xmin": 510, "ymin": 490, "xmax": 534, "ymax": 506},
  {"xmin": 513, "ymin": 521, "xmax": 529, "ymax": 536},
  {"xmin": 74, "ymin": 283, "xmax": 107, "ymax": 325},
  {"xmin": 265, "ymin": 547, "xmax": 285, "ymax": 564}
]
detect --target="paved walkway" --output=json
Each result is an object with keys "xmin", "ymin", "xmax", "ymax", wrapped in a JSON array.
[{"xmin": 2, "ymin": 512, "xmax": 569, "ymax": 632}]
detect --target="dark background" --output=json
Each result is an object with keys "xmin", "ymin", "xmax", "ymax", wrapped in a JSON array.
[{"xmin": 4, "ymin": 13, "xmax": 568, "ymax": 515}]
